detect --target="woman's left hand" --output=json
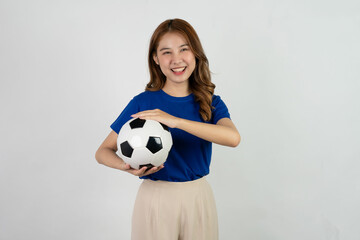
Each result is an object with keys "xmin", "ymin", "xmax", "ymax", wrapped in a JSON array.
[{"xmin": 131, "ymin": 109, "xmax": 180, "ymax": 128}]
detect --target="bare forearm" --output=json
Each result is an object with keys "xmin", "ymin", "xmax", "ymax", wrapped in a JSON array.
[
  {"xmin": 95, "ymin": 147, "xmax": 125, "ymax": 170},
  {"xmin": 176, "ymin": 118, "xmax": 241, "ymax": 147}
]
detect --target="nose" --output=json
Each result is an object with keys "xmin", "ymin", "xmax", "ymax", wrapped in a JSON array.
[{"xmin": 171, "ymin": 52, "xmax": 182, "ymax": 65}]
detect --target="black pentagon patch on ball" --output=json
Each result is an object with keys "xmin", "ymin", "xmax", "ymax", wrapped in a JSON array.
[
  {"xmin": 146, "ymin": 136, "xmax": 163, "ymax": 154},
  {"xmin": 120, "ymin": 141, "xmax": 134, "ymax": 158},
  {"xmin": 160, "ymin": 123, "xmax": 170, "ymax": 132},
  {"xmin": 129, "ymin": 118, "xmax": 146, "ymax": 129},
  {"xmin": 139, "ymin": 163, "xmax": 154, "ymax": 172}
]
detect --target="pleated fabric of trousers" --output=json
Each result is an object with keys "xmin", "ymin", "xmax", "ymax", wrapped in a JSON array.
[{"xmin": 131, "ymin": 177, "xmax": 218, "ymax": 240}]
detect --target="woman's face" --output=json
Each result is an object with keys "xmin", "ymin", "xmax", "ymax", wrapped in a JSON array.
[{"xmin": 153, "ymin": 32, "xmax": 196, "ymax": 88}]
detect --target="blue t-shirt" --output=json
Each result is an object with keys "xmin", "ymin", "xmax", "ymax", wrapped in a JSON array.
[{"xmin": 110, "ymin": 89, "xmax": 230, "ymax": 182}]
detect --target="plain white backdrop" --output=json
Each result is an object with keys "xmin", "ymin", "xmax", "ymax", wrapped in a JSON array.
[{"xmin": 1, "ymin": 0, "xmax": 359, "ymax": 239}]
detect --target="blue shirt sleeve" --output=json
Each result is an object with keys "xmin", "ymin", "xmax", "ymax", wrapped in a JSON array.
[
  {"xmin": 110, "ymin": 97, "xmax": 140, "ymax": 134},
  {"xmin": 211, "ymin": 95, "xmax": 231, "ymax": 124}
]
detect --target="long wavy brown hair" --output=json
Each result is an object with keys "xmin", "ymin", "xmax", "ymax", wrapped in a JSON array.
[{"xmin": 146, "ymin": 18, "xmax": 215, "ymax": 122}]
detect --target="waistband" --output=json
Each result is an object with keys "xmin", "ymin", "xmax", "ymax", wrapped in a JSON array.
[{"xmin": 143, "ymin": 176, "xmax": 207, "ymax": 187}]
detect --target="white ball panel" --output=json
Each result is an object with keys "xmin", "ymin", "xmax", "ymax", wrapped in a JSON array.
[
  {"xmin": 143, "ymin": 120, "xmax": 163, "ymax": 138},
  {"xmin": 151, "ymin": 149, "xmax": 169, "ymax": 167},
  {"xmin": 131, "ymin": 147, "xmax": 155, "ymax": 168},
  {"xmin": 160, "ymin": 130, "xmax": 173, "ymax": 151},
  {"xmin": 117, "ymin": 121, "xmax": 131, "ymax": 147},
  {"xmin": 119, "ymin": 154, "xmax": 133, "ymax": 168},
  {"xmin": 144, "ymin": 119, "xmax": 162, "ymax": 132},
  {"xmin": 128, "ymin": 132, "xmax": 146, "ymax": 148}
]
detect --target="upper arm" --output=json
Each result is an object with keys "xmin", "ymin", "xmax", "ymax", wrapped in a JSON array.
[
  {"xmin": 98, "ymin": 130, "xmax": 118, "ymax": 152},
  {"xmin": 216, "ymin": 117, "xmax": 238, "ymax": 131}
]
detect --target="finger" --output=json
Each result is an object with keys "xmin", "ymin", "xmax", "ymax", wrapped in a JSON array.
[
  {"xmin": 137, "ymin": 166, "xmax": 148, "ymax": 175},
  {"xmin": 127, "ymin": 166, "xmax": 147, "ymax": 176},
  {"xmin": 132, "ymin": 113, "xmax": 158, "ymax": 119},
  {"xmin": 142, "ymin": 166, "xmax": 162, "ymax": 176},
  {"xmin": 148, "ymin": 164, "xmax": 165, "ymax": 174},
  {"xmin": 132, "ymin": 109, "xmax": 163, "ymax": 118},
  {"xmin": 132, "ymin": 110, "xmax": 155, "ymax": 116},
  {"xmin": 122, "ymin": 163, "xmax": 131, "ymax": 171}
]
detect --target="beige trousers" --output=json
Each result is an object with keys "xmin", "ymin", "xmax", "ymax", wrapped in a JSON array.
[{"xmin": 131, "ymin": 177, "xmax": 218, "ymax": 240}]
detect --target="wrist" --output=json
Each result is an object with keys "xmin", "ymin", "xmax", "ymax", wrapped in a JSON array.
[{"xmin": 174, "ymin": 117, "xmax": 186, "ymax": 129}]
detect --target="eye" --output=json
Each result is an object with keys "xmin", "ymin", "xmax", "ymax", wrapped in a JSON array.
[
  {"xmin": 181, "ymin": 48, "xmax": 189, "ymax": 52},
  {"xmin": 163, "ymin": 51, "xmax": 171, "ymax": 55}
]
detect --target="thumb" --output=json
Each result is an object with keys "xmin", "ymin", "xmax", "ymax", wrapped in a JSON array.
[{"xmin": 122, "ymin": 163, "xmax": 131, "ymax": 171}]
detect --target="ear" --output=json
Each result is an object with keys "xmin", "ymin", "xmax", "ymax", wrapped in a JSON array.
[{"xmin": 153, "ymin": 54, "xmax": 159, "ymax": 65}]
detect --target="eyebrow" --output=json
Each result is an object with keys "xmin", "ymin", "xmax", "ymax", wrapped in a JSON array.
[{"xmin": 159, "ymin": 44, "xmax": 189, "ymax": 52}]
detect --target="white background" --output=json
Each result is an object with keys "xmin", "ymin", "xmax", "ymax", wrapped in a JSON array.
[{"xmin": 1, "ymin": 0, "xmax": 359, "ymax": 239}]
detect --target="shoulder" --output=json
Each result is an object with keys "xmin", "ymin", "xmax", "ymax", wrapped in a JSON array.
[
  {"xmin": 133, "ymin": 90, "xmax": 161, "ymax": 102},
  {"xmin": 210, "ymin": 94, "xmax": 231, "ymax": 123},
  {"xmin": 211, "ymin": 94, "xmax": 226, "ymax": 107}
]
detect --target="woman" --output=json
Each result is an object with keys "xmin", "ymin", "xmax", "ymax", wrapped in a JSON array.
[{"xmin": 95, "ymin": 18, "xmax": 240, "ymax": 240}]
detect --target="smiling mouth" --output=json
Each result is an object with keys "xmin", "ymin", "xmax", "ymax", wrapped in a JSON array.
[{"xmin": 171, "ymin": 67, "xmax": 187, "ymax": 73}]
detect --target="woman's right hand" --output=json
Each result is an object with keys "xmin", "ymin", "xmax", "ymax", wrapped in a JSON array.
[{"xmin": 123, "ymin": 164, "xmax": 165, "ymax": 177}]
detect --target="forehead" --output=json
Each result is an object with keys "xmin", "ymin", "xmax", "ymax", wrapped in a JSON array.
[{"xmin": 157, "ymin": 32, "xmax": 188, "ymax": 49}]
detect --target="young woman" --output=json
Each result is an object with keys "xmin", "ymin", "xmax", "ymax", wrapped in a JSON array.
[{"xmin": 95, "ymin": 18, "xmax": 240, "ymax": 240}]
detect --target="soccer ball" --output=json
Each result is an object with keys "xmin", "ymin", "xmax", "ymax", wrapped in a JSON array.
[{"xmin": 117, "ymin": 118, "xmax": 173, "ymax": 170}]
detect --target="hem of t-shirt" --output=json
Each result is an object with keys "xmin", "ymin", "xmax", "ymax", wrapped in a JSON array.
[
  {"xmin": 110, "ymin": 125, "xmax": 117, "ymax": 134},
  {"xmin": 213, "ymin": 116, "xmax": 231, "ymax": 125},
  {"xmin": 140, "ymin": 173, "xmax": 208, "ymax": 182}
]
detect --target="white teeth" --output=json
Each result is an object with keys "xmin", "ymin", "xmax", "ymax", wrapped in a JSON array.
[{"xmin": 172, "ymin": 67, "xmax": 186, "ymax": 72}]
